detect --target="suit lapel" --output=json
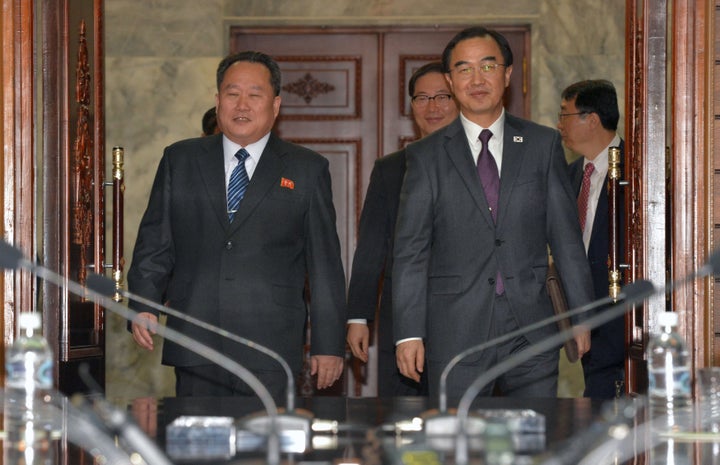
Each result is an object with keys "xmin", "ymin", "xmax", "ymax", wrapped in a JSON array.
[
  {"xmin": 495, "ymin": 116, "xmax": 524, "ymax": 229},
  {"xmin": 196, "ymin": 135, "xmax": 229, "ymax": 227},
  {"xmin": 229, "ymin": 133, "xmax": 285, "ymax": 232},
  {"xmin": 443, "ymin": 120, "xmax": 495, "ymax": 227}
]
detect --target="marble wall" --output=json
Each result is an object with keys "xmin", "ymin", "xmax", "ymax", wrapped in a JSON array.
[{"xmin": 104, "ymin": 0, "xmax": 625, "ymax": 404}]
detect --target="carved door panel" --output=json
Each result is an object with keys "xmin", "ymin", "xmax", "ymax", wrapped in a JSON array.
[
  {"xmin": 230, "ymin": 26, "xmax": 529, "ymax": 397},
  {"xmin": 41, "ymin": 0, "xmax": 118, "ymax": 396}
]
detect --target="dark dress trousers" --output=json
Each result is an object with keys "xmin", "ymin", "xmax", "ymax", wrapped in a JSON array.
[
  {"xmin": 392, "ymin": 115, "xmax": 595, "ymax": 399},
  {"xmin": 127, "ymin": 133, "xmax": 347, "ymax": 388},
  {"xmin": 569, "ymin": 140, "xmax": 626, "ymax": 399},
  {"xmin": 347, "ymin": 150, "xmax": 428, "ymax": 396}
]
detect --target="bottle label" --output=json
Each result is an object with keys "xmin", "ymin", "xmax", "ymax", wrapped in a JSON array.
[{"xmin": 6, "ymin": 358, "xmax": 53, "ymax": 390}]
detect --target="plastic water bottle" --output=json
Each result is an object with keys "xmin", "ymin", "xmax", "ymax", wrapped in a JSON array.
[
  {"xmin": 4, "ymin": 312, "xmax": 58, "ymax": 464},
  {"xmin": 646, "ymin": 311, "xmax": 692, "ymax": 433}
]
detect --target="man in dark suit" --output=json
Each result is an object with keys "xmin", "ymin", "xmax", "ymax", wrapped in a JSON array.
[
  {"xmin": 128, "ymin": 51, "xmax": 347, "ymax": 399},
  {"xmin": 393, "ymin": 27, "xmax": 595, "ymax": 400},
  {"xmin": 346, "ymin": 62, "xmax": 458, "ymax": 396},
  {"xmin": 559, "ymin": 79, "xmax": 625, "ymax": 399}
]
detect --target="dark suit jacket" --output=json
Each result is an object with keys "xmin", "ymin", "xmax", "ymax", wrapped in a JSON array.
[
  {"xmin": 347, "ymin": 150, "xmax": 406, "ymax": 354},
  {"xmin": 392, "ymin": 114, "xmax": 594, "ymax": 366},
  {"xmin": 568, "ymin": 140, "xmax": 625, "ymax": 370},
  {"xmin": 127, "ymin": 133, "xmax": 347, "ymax": 374}
]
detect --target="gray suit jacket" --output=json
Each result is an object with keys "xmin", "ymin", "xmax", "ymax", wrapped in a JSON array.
[
  {"xmin": 127, "ymin": 133, "xmax": 347, "ymax": 373},
  {"xmin": 392, "ymin": 114, "xmax": 594, "ymax": 365}
]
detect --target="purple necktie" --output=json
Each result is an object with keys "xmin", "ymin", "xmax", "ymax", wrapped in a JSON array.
[
  {"xmin": 477, "ymin": 129, "xmax": 504, "ymax": 294},
  {"xmin": 477, "ymin": 129, "xmax": 500, "ymax": 221}
]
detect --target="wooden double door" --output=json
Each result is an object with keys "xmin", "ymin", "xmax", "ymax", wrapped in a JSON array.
[{"xmin": 230, "ymin": 26, "xmax": 531, "ymax": 395}]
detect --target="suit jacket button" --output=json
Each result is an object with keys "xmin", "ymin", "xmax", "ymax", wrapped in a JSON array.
[
  {"xmin": 488, "ymin": 277, "xmax": 496, "ymax": 285},
  {"xmin": 225, "ymin": 241, "xmax": 233, "ymax": 250},
  {"xmin": 495, "ymin": 239, "xmax": 503, "ymax": 246}
]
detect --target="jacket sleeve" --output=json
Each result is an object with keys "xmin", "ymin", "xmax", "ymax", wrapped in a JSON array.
[
  {"xmin": 347, "ymin": 159, "xmax": 391, "ymax": 320},
  {"xmin": 305, "ymin": 158, "xmax": 348, "ymax": 357}
]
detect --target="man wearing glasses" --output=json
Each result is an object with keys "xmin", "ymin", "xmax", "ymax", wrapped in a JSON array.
[
  {"xmin": 559, "ymin": 79, "xmax": 625, "ymax": 399},
  {"xmin": 392, "ymin": 27, "xmax": 594, "ymax": 400},
  {"xmin": 347, "ymin": 62, "xmax": 459, "ymax": 396}
]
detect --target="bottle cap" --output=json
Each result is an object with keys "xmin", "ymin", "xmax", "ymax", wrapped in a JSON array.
[
  {"xmin": 658, "ymin": 311, "xmax": 678, "ymax": 327},
  {"xmin": 18, "ymin": 312, "xmax": 41, "ymax": 330}
]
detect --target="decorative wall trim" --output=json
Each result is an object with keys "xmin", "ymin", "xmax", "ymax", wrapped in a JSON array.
[{"xmin": 276, "ymin": 56, "xmax": 362, "ymax": 120}]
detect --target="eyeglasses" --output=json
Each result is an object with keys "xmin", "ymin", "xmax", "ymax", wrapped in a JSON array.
[
  {"xmin": 557, "ymin": 111, "xmax": 589, "ymax": 120},
  {"xmin": 411, "ymin": 94, "xmax": 453, "ymax": 106},
  {"xmin": 452, "ymin": 63, "xmax": 507, "ymax": 78}
]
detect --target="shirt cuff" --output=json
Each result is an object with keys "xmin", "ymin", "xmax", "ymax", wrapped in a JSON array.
[{"xmin": 395, "ymin": 337, "xmax": 422, "ymax": 346}]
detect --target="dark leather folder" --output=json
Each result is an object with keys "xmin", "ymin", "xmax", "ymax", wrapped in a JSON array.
[{"xmin": 546, "ymin": 261, "xmax": 579, "ymax": 363}]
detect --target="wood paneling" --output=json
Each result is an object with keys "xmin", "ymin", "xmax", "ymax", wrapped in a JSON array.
[
  {"xmin": 3, "ymin": 0, "xmax": 36, "ymax": 351},
  {"xmin": 41, "ymin": 0, "xmax": 106, "ymax": 395}
]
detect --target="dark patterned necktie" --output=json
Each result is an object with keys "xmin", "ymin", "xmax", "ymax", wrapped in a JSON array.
[
  {"xmin": 227, "ymin": 148, "xmax": 250, "ymax": 222},
  {"xmin": 477, "ymin": 129, "xmax": 504, "ymax": 294},
  {"xmin": 477, "ymin": 129, "xmax": 500, "ymax": 222},
  {"xmin": 578, "ymin": 162, "xmax": 595, "ymax": 231}
]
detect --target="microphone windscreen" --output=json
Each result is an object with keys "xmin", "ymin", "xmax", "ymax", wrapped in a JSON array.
[
  {"xmin": 0, "ymin": 240, "xmax": 24, "ymax": 270},
  {"xmin": 620, "ymin": 279, "xmax": 654, "ymax": 301},
  {"xmin": 86, "ymin": 273, "xmax": 117, "ymax": 298}
]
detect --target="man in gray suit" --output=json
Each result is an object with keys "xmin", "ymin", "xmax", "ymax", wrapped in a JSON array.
[
  {"xmin": 393, "ymin": 27, "xmax": 595, "ymax": 400},
  {"xmin": 128, "ymin": 51, "xmax": 347, "ymax": 399}
]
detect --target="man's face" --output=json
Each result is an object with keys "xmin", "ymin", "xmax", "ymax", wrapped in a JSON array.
[
  {"xmin": 410, "ymin": 72, "xmax": 459, "ymax": 137},
  {"xmin": 557, "ymin": 98, "xmax": 592, "ymax": 155},
  {"xmin": 445, "ymin": 36, "xmax": 512, "ymax": 127},
  {"xmin": 215, "ymin": 61, "xmax": 281, "ymax": 147}
]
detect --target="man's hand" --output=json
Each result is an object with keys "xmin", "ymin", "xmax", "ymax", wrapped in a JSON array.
[
  {"xmin": 396, "ymin": 340, "xmax": 424, "ymax": 382},
  {"xmin": 573, "ymin": 324, "xmax": 591, "ymax": 359},
  {"xmin": 131, "ymin": 312, "xmax": 158, "ymax": 351},
  {"xmin": 346, "ymin": 323, "xmax": 370, "ymax": 363},
  {"xmin": 311, "ymin": 355, "xmax": 344, "ymax": 390}
]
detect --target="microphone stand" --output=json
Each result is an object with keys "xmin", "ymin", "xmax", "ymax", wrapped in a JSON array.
[
  {"xmin": 438, "ymin": 294, "xmax": 616, "ymax": 412},
  {"xmin": 453, "ymin": 245, "xmax": 720, "ymax": 465},
  {"xmin": 74, "ymin": 363, "xmax": 174, "ymax": 465},
  {"xmin": 453, "ymin": 280, "xmax": 655, "ymax": 465},
  {"xmin": 425, "ymin": 290, "xmax": 629, "ymax": 439},
  {"xmin": 0, "ymin": 241, "xmax": 282, "ymax": 465},
  {"xmin": 86, "ymin": 273, "xmax": 313, "ymax": 452}
]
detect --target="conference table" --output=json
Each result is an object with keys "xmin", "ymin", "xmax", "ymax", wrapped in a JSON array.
[
  {"xmin": 123, "ymin": 395, "xmax": 719, "ymax": 464},
  {"xmin": 19, "ymin": 395, "xmax": 720, "ymax": 464}
]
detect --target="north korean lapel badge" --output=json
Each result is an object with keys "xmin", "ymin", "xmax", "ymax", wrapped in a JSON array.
[{"xmin": 280, "ymin": 177, "xmax": 295, "ymax": 189}]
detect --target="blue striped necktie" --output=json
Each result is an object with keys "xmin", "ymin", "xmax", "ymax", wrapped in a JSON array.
[{"xmin": 227, "ymin": 148, "xmax": 250, "ymax": 222}]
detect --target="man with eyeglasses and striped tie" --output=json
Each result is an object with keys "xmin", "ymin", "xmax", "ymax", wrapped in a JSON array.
[
  {"xmin": 392, "ymin": 26, "xmax": 594, "ymax": 401},
  {"xmin": 127, "ymin": 51, "xmax": 347, "ymax": 400},
  {"xmin": 559, "ymin": 79, "xmax": 625, "ymax": 399}
]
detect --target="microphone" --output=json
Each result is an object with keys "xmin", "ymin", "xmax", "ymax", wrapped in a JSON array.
[
  {"xmin": 419, "ymin": 280, "xmax": 651, "ymax": 442},
  {"xmin": 537, "ymin": 396, "xmax": 642, "ymax": 465},
  {"xmin": 438, "ymin": 292, "xmax": 617, "ymax": 412},
  {"xmin": 453, "ymin": 247, "xmax": 720, "ymax": 465},
  {"xmin": 85, "ymin": 273, "xmax": 313, "ymax": 453},
  {"xmin": 453, "ymin": 279, "xmax": 655, "ymax": 465},
  {"xmin": 63, "ymin": 398, "xmax": 141, "ymax": 465},
  {"xmin": 0, "ymin": 240, "xmax": 282, "ymax": 465},
  {"xmin": 73, "ymin": 363, "xmax": 174, "ymax": 465}
]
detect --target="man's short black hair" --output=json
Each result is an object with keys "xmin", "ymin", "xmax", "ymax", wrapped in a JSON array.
[
  {"xmin": 216, "ymin": 51, "xmax": 281, "ymax": 96},
  {"xmin": 561, "ymin": 79, "xmax": 619, "ymax": 131},
  {"xmin": 442, "ymin": 26, "xmax": 514, "ymax": 73},
  {"xmin": 408, "ymin": 61, "xmax": 445, "ymax": 97}
]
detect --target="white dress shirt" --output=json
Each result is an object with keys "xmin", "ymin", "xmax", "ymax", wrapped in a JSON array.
[{"xmin": 581, "ymin": 134, "xmax": 621, "ymax": 251}]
